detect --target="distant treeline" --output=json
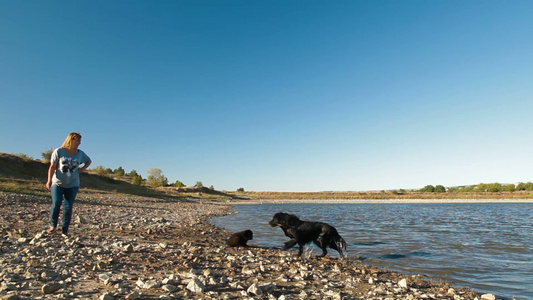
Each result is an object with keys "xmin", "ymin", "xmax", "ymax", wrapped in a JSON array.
[
  {"xmin": 417, "ymin": 182, "xmax": 533, "ymax": 193},
  {"xmin": 90, "ymin": 165, "xmax": 213, "ymax": 190}
]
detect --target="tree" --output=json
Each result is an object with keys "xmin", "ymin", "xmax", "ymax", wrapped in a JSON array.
[
  {"xmin": 237, "ymin": 187, "xmax": 245, "ymax": 192},
  {"xmin": 195, "ymin": 181, "xmax": 204, "ymax": 188},
  {"xmin": 147, "ymin": 168, "xmax": 168, "ymax": 187},
  {"xmin": 114, "ymin": 166, "xmax": 125, "ymax": 176},
  {"xmin": 128, "ymin": 169, "xmax": 139, "ymax": 177},
  {"xmin": 486, "ymin": 183, "xmax": 502, "ymax": 193},
  {"xmin": 41, "ymin": 149, "xmax": 53, "ymax": 163},
  {"xmin": 502, "ymin": 184, "xmax": 515, "ymax": 192},
  {"xmin": 132, "ymin": 174, "xmax": 143, "ymax": 186},
  {"xmin": 474, "ymin": 183, "xmax": 488, "ymax": 192},
  {"xmin": 435, "ymin": 185, "xmax": 446, "ymax": 193},
  {"xmin": 516, "ymin": 182, "xmax": 533, "ymax": 191},
  {"xmin": 420, "ymin": 185, "xmax": 435, "ymax": 192}
]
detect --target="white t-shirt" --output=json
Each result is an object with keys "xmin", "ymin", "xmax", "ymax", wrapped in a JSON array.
[{"xmin": 51, "ymin": 147, "xmax": 91, "ymax": 188}]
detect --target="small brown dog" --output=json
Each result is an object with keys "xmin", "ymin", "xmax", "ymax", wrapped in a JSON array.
[{"xmin": 227, "ymin": 229, "xmax": 253, "ymax": 247}]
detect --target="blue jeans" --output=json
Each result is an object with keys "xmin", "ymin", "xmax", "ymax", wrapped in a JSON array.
[{"xmin": 50, "ymin": 185, "xmax": 79, "ymax": 234}]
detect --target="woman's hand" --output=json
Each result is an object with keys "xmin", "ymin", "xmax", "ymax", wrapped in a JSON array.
[
  {"xmin": 78, "ymin": 161, "xmax": 91, "ymax": 173},
  {"xmin": 45, "ymin": 181, "xmax": 52, "ymax": 191}
]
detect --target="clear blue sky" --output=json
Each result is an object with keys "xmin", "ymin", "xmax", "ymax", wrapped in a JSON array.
[{"xmin": 1, "ymin": 0, "xmax": 532, "ymax": 192}]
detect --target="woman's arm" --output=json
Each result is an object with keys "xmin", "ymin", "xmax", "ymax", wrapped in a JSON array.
[
  {"xmin": 78, "ymin": 160, "xmax": 92, "ymax": 173},
  {"xmin": 46, "ymin": 162, "xmax": 57, "ymax": 190}
]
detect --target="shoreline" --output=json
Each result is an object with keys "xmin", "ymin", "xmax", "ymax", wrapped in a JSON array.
[{"xmin": 0, "ymin": 191, "xmax": 498, "ymax": 299}]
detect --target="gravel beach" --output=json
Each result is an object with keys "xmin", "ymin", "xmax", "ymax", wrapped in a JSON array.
[{"xmin": 1, "ymin": 191, "xmax": 495, "ymax": 299}]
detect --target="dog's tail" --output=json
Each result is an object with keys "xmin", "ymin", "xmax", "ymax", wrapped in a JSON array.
[{"xmin": 335, "ymin": 237, "xmax": 348, "ymax": 258}]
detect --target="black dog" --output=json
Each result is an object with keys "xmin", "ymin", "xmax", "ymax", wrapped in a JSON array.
[
  {"xmin": 269, "ymin": 212, "xmax": 347, "ymax": 257},
  {"xmin": 227, "ymin": 229, "xmax": 253, "ymax": 247}
]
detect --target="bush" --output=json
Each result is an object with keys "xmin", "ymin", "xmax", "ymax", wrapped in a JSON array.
[
  {"xmin": 94, "ymin": 166, "xmax": 108, "ymax": 176},
  {"xmin": 195, "ymin": 181, "xmax": 204, "ymax": 188},
  {"xmin": 16, "ymin": 153, "xmax": 34, "ymax": 162},
  {"xmin": 392, "ymin": 189, "xmax": 406, "ymax": 195},
  {"xmin": 174, "ymin": 180, "xmax": 185, "ymax": 188},
  {"xmin": 237, "ymin": 187, "xmax": 245, "ymax": 192}
]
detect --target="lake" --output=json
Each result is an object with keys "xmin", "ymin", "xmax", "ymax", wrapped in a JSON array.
[{"xmin": 210, "ymin": 202, "xmax": 532, "ymax": 300}]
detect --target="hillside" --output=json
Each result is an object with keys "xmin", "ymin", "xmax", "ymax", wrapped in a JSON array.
[{"xmin": 0, "ymin": 152, "xmax": 232, "ymax": 200}]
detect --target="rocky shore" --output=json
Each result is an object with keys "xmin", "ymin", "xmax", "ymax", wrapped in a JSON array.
[{"xmin": 1, "ymin": 192, "xmax": 496, "ymax": 300}]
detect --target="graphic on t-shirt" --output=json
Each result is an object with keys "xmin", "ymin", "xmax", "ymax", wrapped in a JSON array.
[{"xmin": 59, "ymin": 157, "xmax": 80, "ymax": 177}]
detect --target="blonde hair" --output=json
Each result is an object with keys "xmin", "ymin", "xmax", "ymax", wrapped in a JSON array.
[{"xmin": 61, "ymin": 132, "xmax": 82, "ymax": 149}]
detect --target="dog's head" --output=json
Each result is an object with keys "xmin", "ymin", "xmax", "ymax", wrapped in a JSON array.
[
  {"xmin": 243, "ymin": 229, "xmax": 253, "ymax": 240},
  {"xmin": 269, "ymin": 212, "xmax": 301, "ymax": 227}
]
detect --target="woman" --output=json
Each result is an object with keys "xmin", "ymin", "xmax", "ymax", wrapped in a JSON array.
[{"xmin": 46, "ymin": 132, "xmax": 92, "ymax": 236}]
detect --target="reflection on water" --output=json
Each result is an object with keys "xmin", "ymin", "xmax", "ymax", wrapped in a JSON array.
[{"xmin": 210, "ymin": 203, "xmax": 532, "ymax": 300}]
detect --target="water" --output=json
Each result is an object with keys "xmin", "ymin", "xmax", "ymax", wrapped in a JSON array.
[{"xmin": 210, "ymin": 202, "xmax": 533, "ymax": 300}]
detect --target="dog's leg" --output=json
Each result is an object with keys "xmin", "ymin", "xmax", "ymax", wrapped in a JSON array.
[
  {"xmin": 283, "ymin": 239, "xmax": 298, "ymax": 250},
  {"xmin": 317, "ymin": 247, "xmax": 327, "ymax": 257},
  {"xmin": 312, "ymin": 240, "xmax": 327, "ymax": 257},
  {"xmin": 297, "ymin": 243, "xmax": 306, "ymax": 257},
  {"xmin": 315, "ymin": 232, "xmax": 330, "ymax": 257}
]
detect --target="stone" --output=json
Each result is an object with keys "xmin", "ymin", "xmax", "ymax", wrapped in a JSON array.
[
  {"xmin": 99, "ymin": 293, "xmax": 115, "ymax": 300},
  {"xmin": 162, "ymin": 284, "xmax": 177, "ymax": 292},
  {"xmin": 99, "ymin": 273, "xmax": 111, "ymax": 284},
  {"xmin": 481, "ymin": 294, "xmax": 496, "ymax": 300},
  {"xmin": 398, "ymin": 278, "xmax": 408, "ymax": 289},
  {"xmin": 186, "ymin": 277, "xmax": 205, "ymax": 293},
  {"xmin": 125, "ymin": 291, "xmax": 142, "ymax": 299},
  {"xmin": 41, "ymin": 283, "xmax": 63, "ymax": 294},
  {"xmin": 40, "ymin": 270, "xmax": 58, "ymax": 281},
  {"xmin": 143, "ymin": 279, "xmax": 160, "ymax": 289},
  {"xmin": 247, "ymin": 283, "xmax": 262, "ymax": 295},
  {"xmin": 0, "ymin": 283, "xmax": 17, "ymax": 292},
  {"xmin": 76, "ymin": 215, "xmax": 87, "ymax": 224}
]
